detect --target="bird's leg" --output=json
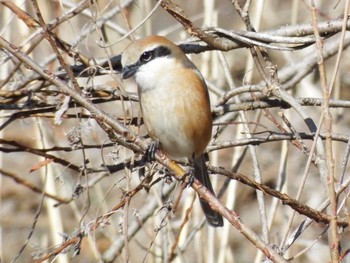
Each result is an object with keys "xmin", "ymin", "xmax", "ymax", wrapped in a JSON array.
[
  {"xmin": 180, "ymin": 155, "xmax": 196, "ymax": 187},
  {"xmin": 145, "ymin": 140, "xmax": 160, "ymax": 162},
  {"xmin": 138, "ymin": 140, "xmax": 160, "ymax": 179},
  {"xmin": 182, "ymin": 166, "xmax": 195, "ymax": 187}
]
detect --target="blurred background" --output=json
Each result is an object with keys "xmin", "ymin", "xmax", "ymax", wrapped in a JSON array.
[{"xmin": 1, "ymin": 0, "xmax": 350, "ymax": 262}]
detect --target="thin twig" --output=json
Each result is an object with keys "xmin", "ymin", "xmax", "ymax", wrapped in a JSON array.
[{"xmin": 311, "ymin": 1, "xmax": 339, "ymax": 261}]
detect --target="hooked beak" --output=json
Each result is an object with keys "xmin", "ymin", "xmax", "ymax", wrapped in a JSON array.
[{"xmin": 121, "ymin": 65, "xmax": 138, "ymax": 79}]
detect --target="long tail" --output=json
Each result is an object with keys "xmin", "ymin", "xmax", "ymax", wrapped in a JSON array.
[{"xmin": 193, "ymin": 155, "xmax": 223, "ymax": 227}]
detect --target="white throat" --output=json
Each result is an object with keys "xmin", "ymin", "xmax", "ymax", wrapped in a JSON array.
[{"xmin": 135, "ymin": 57, "xmax": 180, "ymax": 92}]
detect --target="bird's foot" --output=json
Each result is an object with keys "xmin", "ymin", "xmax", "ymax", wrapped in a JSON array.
[
  {"xmin": 181, "ymin": 167, "xmax": 195, "ymax": 187},
  {"xmin": 138, "ymin": 141, "xmax": 159, "ymax": 180},
  {"xmin": 144, "ymin": 141, "xmax": 160, "ymax": 162}
]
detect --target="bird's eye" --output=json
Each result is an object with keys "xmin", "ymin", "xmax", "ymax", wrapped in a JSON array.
[{"xmin": 140, "ymin": 51, "xmax": 153, "ymax": 62}]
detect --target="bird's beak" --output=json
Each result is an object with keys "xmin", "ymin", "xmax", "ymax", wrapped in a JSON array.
[{"xmin": 121, "ymin": 65, "xmax": 138, "ymax": 79}]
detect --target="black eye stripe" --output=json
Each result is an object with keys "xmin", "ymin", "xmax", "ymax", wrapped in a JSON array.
[
  {"xmin": 138, "ymin": 46, "xmax": 172, "ymax": 65},
  {"xmin": 154, "ymin": 46, "xmax": 172, "ymax": 57}
]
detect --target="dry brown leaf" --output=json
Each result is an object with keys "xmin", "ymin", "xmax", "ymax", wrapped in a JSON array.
[{"xmin": 29, "ymin": 159, "xmax": 53, "ymax": 173}]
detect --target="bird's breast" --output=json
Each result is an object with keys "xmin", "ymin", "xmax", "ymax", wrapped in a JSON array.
[{"xmin": 137, "ymin": 69, "xmax": 212, "ymax": 160}]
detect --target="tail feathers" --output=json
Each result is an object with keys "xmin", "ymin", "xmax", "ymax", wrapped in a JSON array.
[{"xmin": 193, "ymin": 155, "xmax": 223, "ymax": 227}]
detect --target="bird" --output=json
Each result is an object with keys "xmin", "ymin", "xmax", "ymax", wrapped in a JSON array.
[{"xmin": 120, "ymin": 35, "xmax": 223, "ymax": 227}]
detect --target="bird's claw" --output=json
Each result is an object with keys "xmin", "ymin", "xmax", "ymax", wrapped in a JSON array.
[
  {"xmin": 145, "ymin": 141, "xmax": 159, "ymax": 162},
  {"xmin": 181, "ymin": 167, "xmax": 195, "ymax": 188},
  {"xmin": 138, "ymin": 141, "xmax": 159, "ymax": 180}
]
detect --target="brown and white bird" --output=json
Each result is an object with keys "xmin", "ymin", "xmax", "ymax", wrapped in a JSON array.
[{"xmin": 121, "ymin": 35, "xmax": 223, "ymax": 227}]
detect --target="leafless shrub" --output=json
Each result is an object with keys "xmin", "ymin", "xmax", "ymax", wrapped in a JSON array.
[{"xmin": 1, "ymin": 1, "xmax": 350, "ymax": 262}]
